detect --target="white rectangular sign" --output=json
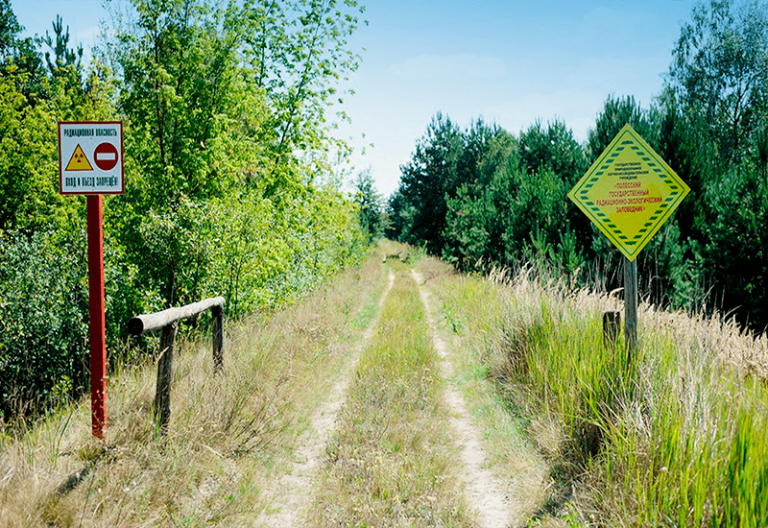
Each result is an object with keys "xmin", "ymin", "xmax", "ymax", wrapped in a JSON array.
[{"xmin": 58, "ymin": 121, "xmax": 124, "ymax": 195}]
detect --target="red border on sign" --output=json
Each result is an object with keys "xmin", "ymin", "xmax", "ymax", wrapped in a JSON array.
[{"xmin": 58, "ymin": 121, "xmax": 125, "ymax": 195}]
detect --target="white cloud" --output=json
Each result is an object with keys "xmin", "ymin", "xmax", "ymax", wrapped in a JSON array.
[{"xmin": 390, "ymin": 53, "xmax": 506, "ymax": 80}]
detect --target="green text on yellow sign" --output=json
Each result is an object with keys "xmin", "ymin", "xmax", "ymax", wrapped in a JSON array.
[{"xmin": 568, "ymin": 124, "xmax": 690, "ymax": 262}]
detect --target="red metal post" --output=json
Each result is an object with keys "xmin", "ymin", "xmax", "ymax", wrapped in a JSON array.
[{"xmin": 87, "ymin": 195, "xmax": 107, "ymax": 439}]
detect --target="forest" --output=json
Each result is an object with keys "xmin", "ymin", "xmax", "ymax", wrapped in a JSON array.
[
  {"xmin": 3, "ymin": 0, "xmax": 767, "ymax": 431},
  {"xmin": 2, "ymin": 1, "xmax": 768, "ymax": 525},
  {"xmin": 0, "ymin": 0, "xmax": 376, "ymax": 421},
  {"xmin": 388, "ymin": 0, "xmax": 768, "ymax": 336}
]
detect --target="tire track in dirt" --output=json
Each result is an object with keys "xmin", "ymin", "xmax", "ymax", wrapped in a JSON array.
[
  {"xmin": 412, "ymin": 269, "xmax": 519, "ymax": 528},
  {"xmin": 255, "ymin": 271, "xmax": 396, "ymax": 528}
]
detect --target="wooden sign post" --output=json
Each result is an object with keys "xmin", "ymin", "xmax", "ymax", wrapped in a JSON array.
[
  {"xmin": 568, "ymin": 124, "xmax": 689, "ymax": 363},
  {"xmin": 86, "ymin": 195, "xmax": 107, "ymax": 438},
  {"xmin": 623, "ymin": 257, "xmax": 637, "ymax": 360},
  {"xmin": 58, "ymin": 121, "xmax": 124, "ymax": 439}
]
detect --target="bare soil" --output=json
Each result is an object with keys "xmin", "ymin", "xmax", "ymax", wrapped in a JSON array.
[
  {"xmin": 412, "ymin": 270, "xmax": 521, "ymax": 528},
  {"xmin": 256, "ymin": 265, "xmax": 534, "ymax": 528},
  {"xmin": 254, "ymin": 272, "xmax": 396, "ymax": 527}
]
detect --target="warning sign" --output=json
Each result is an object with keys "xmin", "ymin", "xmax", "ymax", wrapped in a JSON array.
[
  {"xmin": 568, "ymin": 124, "xmax": 690, "ymax": 261},
  {"xmin": 94, "ymin": 143, "xmax": 119, "ymax": 171},
  {"xmin": 58, "ymin": 121, "xmax": 124, "ymax": 195},
  {"xmin": 65, "ymin": 144, "xmax": 94, "ymax": 171}
]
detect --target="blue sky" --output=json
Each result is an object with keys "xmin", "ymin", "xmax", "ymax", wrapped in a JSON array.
[{"xmin": 12, "ymin": 0, "xmax": 695, "ymax": 197}]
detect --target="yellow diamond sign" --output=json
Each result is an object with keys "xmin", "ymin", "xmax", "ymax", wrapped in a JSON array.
[{"xmin": 568, "ymin": 124, "xmax": 690, "ymax": 262}]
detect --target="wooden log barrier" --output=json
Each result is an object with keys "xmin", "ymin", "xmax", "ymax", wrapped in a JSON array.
[
  {"xmin": 127, "ymin": 297, "xmax": 225, "ymax": 335},
  {"xmin": 211, "ymin": 305, "xmax": 224, "ymax": 373},
  {"xmin": 127, "ymin": 296, "xmax": 225, "ymax": 434},
  {"xmin": 154, "ymin": 322, "xmax": 177, "ymax": 434}
]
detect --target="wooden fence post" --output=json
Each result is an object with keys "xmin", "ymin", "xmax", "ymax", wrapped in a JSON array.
[
  {"xmin": 154, "ymin": 321, "xmax": 178, "ymax": 435},
  {"xmin": 128, "ymin": 296, "xmax": 224, "ymax": 435},
  {"xmin": 623, "ymin": 257, "xmax": 638, "ymax": 366},
  {"xmin": 212, "ymin": 305, "xmax": 223, "ymax": 373},
  {"xmin": 602, "ymin": 310, "xmax": 621, "ymax": 347}
]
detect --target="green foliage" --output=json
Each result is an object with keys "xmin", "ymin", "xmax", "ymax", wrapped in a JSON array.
[
  {"xmin": 396, "ymin": 112, "xmax": 464, "ymax": 253},
  {"xmin": 0, "ymin": 0, "xmax": 369, "ymax": 423},
  {"xmin": 0, "ymin": 73, "xmax": 35, "ymax": 230},
  {"xmin": 353, "ymin": 168, "xmax": 385, "ymax": 241},
  {"xmin": 0, "ymin": 231, "xmax": 89, "ymax": 417},
  {"xmin": 204, "ymin": 192, "xmax": 282, "ymax": 316},
  {"xmin": 521, "ymin": 118, "xmax": 586, "ymax": 182},
  {"xmin": 385, "ymin": 188, "xmax": 416, "ymax": 243},
  {"xmin": 443, "ymin": 182, "xmax": 499, "ymax": 270},
  {"xmin": 459, "ymin": 117, "xmax": 517, "ymax": 191},
  {"xmin": 669, "ymin": 0, "xmax": 768, "ymax": 161},
  {"xmin": 698, "ymin": 160, "xmax": 768, "ymax": 325},
  {"xmin": 109, "ymin": 0, "xmax": 254, "ymax": 207},
  {"xmin": 104, "ymin": 0, "xmax": 367, "ymax": 308},
  {"xmin": 587, "ymin": 95, "xmax": 652, "ymax": 163},
  {"xmin": 431, "ymin": 118, "xmax": 588, "ymax": 278},
  {"xmin": 395, "ymin": 116, "xmax": 515, "ymax": 259},
  {"xmin": 0, "ymin": 0, "xmax": 20, "ymax": 56},
  {"xmin": 0, "ymin": 0, "xmax": 46, "ymax": 99},
  {"xmin": 657, "ymin": 0, "xmax": 768, "ymax": 329},
  {"xmin": 263, "ymin": 188, "xmax": 367, "ymax": 304},
  {"xmin": 42, "ymin": 15, "xmax": 83, "ymax": 75},
  {"xmin": 238, "ymin": 0, "xmax": 366, "ymax": 192},
  {"xmin": 391, "ymin": 1, "xmax": 768, "ymax": 330}
]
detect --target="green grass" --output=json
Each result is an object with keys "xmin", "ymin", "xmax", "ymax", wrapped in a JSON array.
[
  {"xmin": 310, "ymin": 258, "xmax": 471, "ymax": 527},
  {"xmin": 0, "ymin": 243, "xmax": 390, "ymax": 527},
  {"xmin": 8, "ymin": 241, "xmax": 768, "ymax": 527},
  {"xmin": 424, "ymin": 260, "xmax": 768, "ymax": 527},
  {"xmin": 415, "ymin": 257, "xmax": 550, "ymax": 521}
]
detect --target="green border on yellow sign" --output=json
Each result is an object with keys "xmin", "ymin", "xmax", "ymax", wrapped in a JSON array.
[{"xmin": 568, "ymin": 124, "xmax": 690, "ymax": 262}]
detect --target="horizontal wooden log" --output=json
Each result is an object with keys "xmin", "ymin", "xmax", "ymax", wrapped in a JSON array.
[{"xmin": 127, "ymin": 296, "xmax": 225, "ymax": 336}]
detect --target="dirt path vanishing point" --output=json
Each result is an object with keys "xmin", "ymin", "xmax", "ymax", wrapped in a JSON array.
[
  {"xmin": 255, "ymin": 271, "xmax": 396, "ymax": 528},
  {"xmin": 412, "ymin": 270, "xmax": 520, "ymax": 528}
]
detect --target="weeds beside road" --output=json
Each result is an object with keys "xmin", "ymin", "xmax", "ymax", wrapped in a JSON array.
[
  {"xmin": 429, "ymin": 260, "xmax": 768, "ymax": 527},
  {"xmin": 310, "ymin": 257, "xmax": 474, "ymax": 527},
  {"xmin": 3, "ymin": 241, "xmax": 768, "ymax": 527},
  {"xmin": 0, "ymin": 243, "xmax": 388, "ymax": 527}
]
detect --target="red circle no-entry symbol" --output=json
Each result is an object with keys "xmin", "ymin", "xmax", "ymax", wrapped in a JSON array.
[{"xmin": 93, "ymin": 142, "xmax": 119, "ymax": 171}]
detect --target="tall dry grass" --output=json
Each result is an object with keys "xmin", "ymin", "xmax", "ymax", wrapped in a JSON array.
[
  {"xmin": 0, "ymin": 243, "xmax": 388, "ymax": 527},
  {"xmin": 428, "ymin": 262, "xmax": 768, "ymax": 527}
]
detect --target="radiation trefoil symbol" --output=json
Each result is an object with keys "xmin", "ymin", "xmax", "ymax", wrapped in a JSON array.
[{"xmin": 65, "ymin": 144, "xmax": 94, "ymax": 171}]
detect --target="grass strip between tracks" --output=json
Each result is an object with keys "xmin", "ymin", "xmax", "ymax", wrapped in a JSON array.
[{"xmin": 310, "ymin": 258, "xmax": 471, "ymax": 528}]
